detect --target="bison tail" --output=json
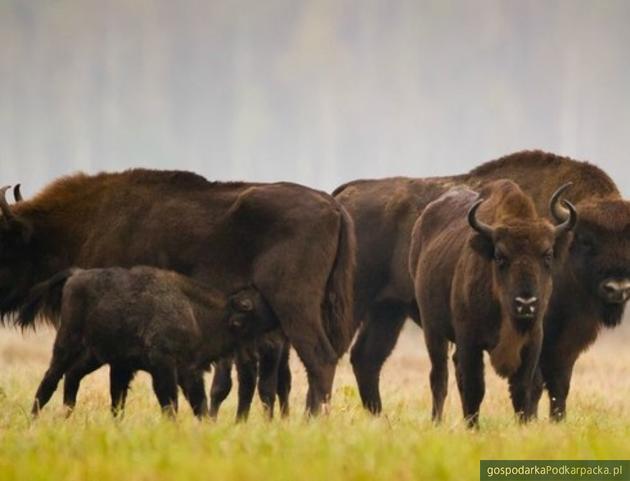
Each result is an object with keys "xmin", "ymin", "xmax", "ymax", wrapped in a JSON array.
[
  {"xmin": 17, "ymin": 268, "xmax": 78, "ymax": 330},
  {"xmin": 407, "ymin": 217, "xmax": 423, "ymax": 283},
  {"xmin": 322, "ymin": 204, "xmax": 357, "ymax": 358}
]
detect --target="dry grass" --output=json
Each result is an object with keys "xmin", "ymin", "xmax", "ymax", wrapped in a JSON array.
[{"xmin": 1, "ymin": 321, "xmax": 629, "ymax": 481}]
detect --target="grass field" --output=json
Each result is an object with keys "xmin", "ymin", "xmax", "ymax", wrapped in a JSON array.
[{"xmin": 1, "ymin": 322, "xmax": 629, "ymax": 481}]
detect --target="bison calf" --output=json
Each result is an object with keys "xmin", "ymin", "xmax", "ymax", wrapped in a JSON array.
[
  {"xmin": 22, "ymin": 266, "xmax": 279, "ymax": 418},
  {"xmin": 409, "ymin": 180, "xmax": 576, "ymax": 427}
]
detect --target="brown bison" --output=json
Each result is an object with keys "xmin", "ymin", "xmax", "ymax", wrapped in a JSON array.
[
  {"xmin": 0, "ymin": 169, "xmax": 356, "ymax": 415},
  {"xmin": 22, "ymin": 266, "xmax": 279, "ymax": 417},
  {"xmin": 209, "ymin": 340, "xmax": 291, "ymax": 421},
  {"xmin": 334, "ymin": 150, "xmax": 630, "ymax": 419},
  {"xmin": 409, "ymin": 181, "xmax": 576, "ymax": 427}
]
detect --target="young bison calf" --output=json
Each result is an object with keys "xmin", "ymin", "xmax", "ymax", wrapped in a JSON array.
[
  {"xmin": 409, "ymin": 180, "xmax": 576, "ymax": 427},
  {"xmin": 21, "ymin": 266, "xmax": 279, "ymax": 418}
]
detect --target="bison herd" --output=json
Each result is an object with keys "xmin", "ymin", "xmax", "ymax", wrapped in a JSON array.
[{"xmin": 0, "ymin": 150, "xmax": 628, "ymax": 426}]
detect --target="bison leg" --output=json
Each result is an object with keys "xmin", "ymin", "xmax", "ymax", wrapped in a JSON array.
[
  {"xmin": 275, "ymin": 310, "xmax": 337, "ymax": 416},
  {"xmin": 424, "ymin": 331, "xmax": 449, "ymax": 423},
  {"xmin": 454, "ymin": 343, "xmax": 485, "ymax": 429},
  {"xmin": 149, "ymin": 358, "xmax": 179, "ymax": 418},
  {"xmin": 257, "ymin": 344, "xmax": 284, "ymax": 419},
  {"xmin": 179, "ymin": 368, "xmax": 208, "ymax": 419},
  {"xmin": 258, "ymin": 293, "xmax": 337, "ymax": 415},
  {"xmin": 543, "ymin": 358, "xmax": 575, "ymax": 422},
  {"xmin": 32, "ymin": 343, "xmax": 82, "ymax": 416},
  {"xmin": 276, "ymin": 342, "xmax": 291, "ymax": 418},
  {"xmin": 528, "ymin": 366, "xmax": 544, "ymax": 419},
  {"xmin": 303, "ymin": 360, "xmax": 336, "ymax": 416},
  {"xmin": 350, "ymin": 302, "xmax": 407, "ymax": 414},
  {"xmin": 508, "ymin": 340, "xmax": 542, "ymax": 423},
  {"xmin": 252, "ymin": 216, "xmax": 347, "ymax": 417},
  {"xmin": 63, "ymin": 350, "xmax": 102, "ymax": 415},
  {"xmin": 110, "ymin": 365, "xmax": 135, "ymax": 417},
  {"xmin": 452, "ymin": 350, "xmax": 463, "ymax": 393},
  {"xmin": 235, "ymin": 355, "xmax": 257, "ymax": 422},
  {"xmin": 209, "ymin": 357, "xmax": 233, "ymax": 419}
]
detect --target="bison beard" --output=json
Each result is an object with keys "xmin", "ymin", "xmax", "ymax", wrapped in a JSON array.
[
  {"xmin": 600, "ymin": 303, "xmax": 626, "ymax": 328},
  {"xmin": 0, "ymin": 170, "xmax": 356, "ymax": 415},
  {"xmin": 335, "ymin": 150, "xmax": 629, "ymax": 419}
]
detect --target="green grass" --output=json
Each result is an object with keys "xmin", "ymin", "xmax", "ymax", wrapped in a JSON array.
[{"xmin": 1, "ymin": 326, "xmax": 629, "ymax": 481}]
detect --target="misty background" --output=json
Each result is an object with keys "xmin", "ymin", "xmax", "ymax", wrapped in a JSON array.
[{"xmin": 1, "ymin": 0, "xmax": 629, "ymax": 198}]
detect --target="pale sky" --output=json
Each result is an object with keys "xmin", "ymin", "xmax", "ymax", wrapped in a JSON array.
[{"xmin": 1, "ymin": 0, "xmax": 629, "ymax": 197}]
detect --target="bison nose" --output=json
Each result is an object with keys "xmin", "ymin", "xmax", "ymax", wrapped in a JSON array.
[
  {"xmin": 599, "ymin": 279, "xmax": 630, "ymax": 304},
  {"xmin": 514, "ymin": 296, "xmax": 538, "ymax": 318}
]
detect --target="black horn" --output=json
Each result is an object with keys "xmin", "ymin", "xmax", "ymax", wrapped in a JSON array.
[
  {"xmin": 468, "ymin": 198, "xmax": 494, "ymax": 238},
  {"xmin": 0, "ymin": 185, "xmax": 15, "ymax": 224},
  {"xmin": 549, "ymin": 182, "xmax": 573, "ymax": 223},
  {"xmin": 13, "ymin": 184, "xmax": 23, "ymax": 202}
]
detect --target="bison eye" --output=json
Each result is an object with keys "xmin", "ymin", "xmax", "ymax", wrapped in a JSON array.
[
  {"xmin": 494, "ymin": 251, "xmax": 508, "ymax": 267},
  {"xmin": 575, "ymin": 234, "xmax": 596, "ymax": 255},
  {"xmin": 543, "ymin": 250, "xmax": 553, "ymax": 267}
]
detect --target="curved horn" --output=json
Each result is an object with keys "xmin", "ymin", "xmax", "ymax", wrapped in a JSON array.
[
  {"xmin": 549, "ymin": 182, "xmax": 573, "ymax": 222},
  {"xmin": 13, "ymin": 184, "xmax": 23, "ymax": 202},
  {"xmin": 0, "ymin": 185, "xmax": 15, "ymax": 223},
  {"xmin": 467, "ymin": 198, "xmax": 494, "ymax": 238},
  {"xmin": 554, "ymin": 199, "xmax": 577, "ymax": 237}
]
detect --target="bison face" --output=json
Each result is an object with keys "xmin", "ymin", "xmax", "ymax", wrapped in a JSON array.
[
  {"xmin": 468, "ymin": 186, "xmax": 577, "ymax": 333},
  {"xmin": 567, "ymin": 199, "xmax": 630, "ymax": 326},
  {"xmin": 0, "ymin": 222, "xmax": 39, "ymax": 321},
  {"xmin": 0, "ymin": 186, "xmax": 39, "ymax": 321},
  {"xmin": 227, "ymin": 288, "xmax": 278, "ymax": 337},
  {"xmin": 488, "ymin": 225, "xmax": 557, "ymax": 332}
]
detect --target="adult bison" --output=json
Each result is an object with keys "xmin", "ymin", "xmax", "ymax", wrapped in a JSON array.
[
  {"xmin": 334, "ymin": 150, "xmax": 629, "ymax": 419},
  {"xmin": 0, "ymin": 169, "xmax": 356, "ymax": 415},
  {"xmin": 409, "ymin": 181, "xmax": 576, "ymax": 426}
]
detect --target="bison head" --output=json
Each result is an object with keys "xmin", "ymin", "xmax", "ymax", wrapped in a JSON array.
[
  {"xmin": 0, "ymin": 185, "xmax": 40, "ymax": 322},
  {"xmin": 553, "ymin": 194, "xmax": 630, "ymax": 327},
  {"xmin": 469, "ymin": 185, "xmax": 577, "ymax": 332},
  {"xmin": 227, "ymin": 288, "xmax": 279, "ymax": 337}
]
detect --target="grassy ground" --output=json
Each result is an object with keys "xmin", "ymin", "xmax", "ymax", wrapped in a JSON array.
[{"xmin": 1, "ymin": 322, "xmax": 629, "ymax": 481}]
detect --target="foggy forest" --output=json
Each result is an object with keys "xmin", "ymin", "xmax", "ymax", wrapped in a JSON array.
[{"xmin": 1, "ymin": 1, "xmax": 629, "ymax": 195}]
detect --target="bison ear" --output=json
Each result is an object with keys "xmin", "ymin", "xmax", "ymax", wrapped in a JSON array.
[{"xmin": 469, "ymin": 233, "xmax": 494, "ymax": 259}]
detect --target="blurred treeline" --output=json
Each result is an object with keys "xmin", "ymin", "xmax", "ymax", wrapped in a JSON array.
[{"xmin": 1, "ymin": 1, "xmax": 629, "ymax": 195}]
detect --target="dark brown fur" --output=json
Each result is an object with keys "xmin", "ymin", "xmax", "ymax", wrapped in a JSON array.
[
  {"xmin": 24, "ymin": 266, "xmax": 279, "ymax": 417},
  {"xmin": 409, "ymin": 181, "xmax": 574, "ymax": 427},
  {"xmin": 335, "ymin": 150, "xmax": 629, "ymax": 418},
  {"xmin": 0, "ymin": 169, "xmax": 356, "ymax": 414},
  {"xmin": 209, "ymin": 338, "xmax": 291, "ymax": 421}
]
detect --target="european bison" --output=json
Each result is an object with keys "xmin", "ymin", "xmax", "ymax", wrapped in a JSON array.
[
  {"xmin": 23, "ymin": 266, "xmax": 279, "ymax": 417},
  {"xmin": 409, "ymin": 181, "xmax": 576, "ymax": 427},
  {"xmin": 0, "ymin": 170, "xmax": 355, "ymax": 415},
  {"xmin": 335, "ymin": 150, "xmax": 629, "ymax": 418},
  {"xmin": 209, "ymin": 339, "xmax": 291, "ymax": 421}
]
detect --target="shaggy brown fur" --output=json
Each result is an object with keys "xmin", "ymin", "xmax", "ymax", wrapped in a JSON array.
[
  {"xmin": 335, "ymin": 150, "xmax": 629, "ymax": 419},
  {"xmin": 209, "ymin": 337, "xmax": 291, "ymax": 421},
  {"xmin": 0, "ymin": 169, "xmax": 356, "ymax": 415},
  {"xmin": 23, "ymin": 267, "xmax": 279, "ymax": 417},
  {"xmin": 409, "ymin": 181, "xmax": 575, "ymax": 427}
]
